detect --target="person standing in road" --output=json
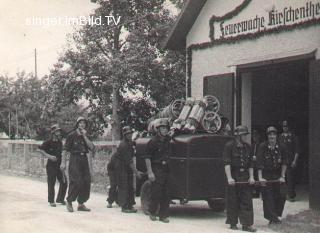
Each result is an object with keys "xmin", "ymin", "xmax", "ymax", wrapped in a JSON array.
[
  {"xmin": 60, "ymin": 117, "xmax": 95, "ymax": 212},
  {"xmin": 223, "ymin": 125, "xmax": 256, "ymax": 232},
  {"xmin": 145, "ymin": 118, "xmax": 171, "ymax": 223},
  {"xmin": 106, "ymin": 152, "xmax": 118, "ymax": 208},
  {"xmin": 112, "ymin": 126, "xmax": 142, "ymax": 213},
  {"xmin": 278, "ymin": 120, "xmax": 300, "ymax": 202},
  {"xmin": 38, "ymin": 124, "xmax": 67, "ymax": 207},
  {"xmin": 257, "ymin": 126, "xmax": 288, "ymax": 224}
]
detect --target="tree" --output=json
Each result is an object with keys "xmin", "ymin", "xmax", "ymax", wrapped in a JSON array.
[
  {"xmin": 169, "ymin": 0, "xmax": 185, "ymax": 9},
  {"xmin": 0, "ymin": 72, "xmax": 91, "ymax": 140},
  {"xmin": 119, "ymin": 97, "xmax": 157, "ymax": 132},
  {"xmin": 0, "ymin": 72, "xmax": 47, "ymax": 138},
  {"xmin": 47, "ymin": 0, "xmax": 185, "ymax": 139}
]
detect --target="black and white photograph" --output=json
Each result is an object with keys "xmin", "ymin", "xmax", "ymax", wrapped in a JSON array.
[{"xmin": 0, "ymin": 0, "xmax": 320, "ymax": 232}]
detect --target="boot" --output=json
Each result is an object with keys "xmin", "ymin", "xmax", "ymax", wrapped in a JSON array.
[
  {"xmin": 49, "ymin": 202, "xmax": 56, "ymax": 207},
  {"xmin": 242, "ymin": 225, "xmax": 257, "ymax": 232},
  {"xmin": 230, "ymin": 225, "xmax": 239, "ymax": 230},
  {"xmin": 149, "ymin": 215, "xmax": 157, "ymax": 221},
  {"xmin": 78, "ymin": 204, "xmax": 91, "ymax": 211},
  {"xmin": 159, "ymin": 217, "xmax": 170, "ymax": 223},
  {"xmin": 122, "ymin": 208, "xmax": 137, "ymax": 213},
  {"xmin": 57, "ymin": 200, "xmax": 66, "ymax": 205},
  {"xmin": 66, "ymin": 202, "xmax": 74, "ymax": 212}
]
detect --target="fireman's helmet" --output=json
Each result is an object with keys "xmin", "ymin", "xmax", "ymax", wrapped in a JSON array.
[
  {"xmin": 234, "ymin": 125, "xmax": 249, "ymax": 136},
  {"xmin": 122, "ymin": 126, "xmax": 134, "ymax": 135},
  {"xmin": 156, "ymin": 118, "xmax": 170, "ymax": 129},
  {"xmin": 76, "ymin": 116, "xmax": 87, "ymax": 126},
  {"xmin": 77, "ymin": 116, "xmax": 86, "ymax": 123},
  {"xmin": 282, "ymin": 120, "xmax": 289, "ymax": 127},
  {"xmin": 266, "ymin": 126, "xmax": 277, "ymax": 135},
  {"xmin": 51, "ymin": 124, "xmax": 61, "ymax": 133}
]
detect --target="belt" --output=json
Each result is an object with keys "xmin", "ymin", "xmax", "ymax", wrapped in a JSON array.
[
  {"xmin": 153, "ymin": 160, "xmax": 168, "ymax": 166},
  {"xmin": 72, "ymin": 152, "xmax": 87, "ymax": 156}
]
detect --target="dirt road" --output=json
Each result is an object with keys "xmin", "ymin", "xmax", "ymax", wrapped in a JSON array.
[{"xmin": 0, "ymin": 174, "xmax": 308, "ymax": 233}]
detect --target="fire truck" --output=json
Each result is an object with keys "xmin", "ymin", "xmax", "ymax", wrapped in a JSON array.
[{"xmin": 134, "ymin": 96, "xmax": 232, "ymax": 213}]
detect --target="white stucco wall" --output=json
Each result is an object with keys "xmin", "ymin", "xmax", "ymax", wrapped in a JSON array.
[{"xmin": 186, "ymin": 0, "xmax": 320, "ymax": 98}]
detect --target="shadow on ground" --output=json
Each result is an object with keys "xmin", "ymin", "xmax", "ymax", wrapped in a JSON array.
[
  {"xmin": 168, "ymin": 202, "xmax": 225, "ymax": 220},
  {"xmin": 270, "ymin": 209, "xmax": 320, "ymax": 233}
]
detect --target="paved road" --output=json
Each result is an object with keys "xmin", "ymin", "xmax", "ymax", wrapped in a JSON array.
[{"xmin": 0, "ymin": 174, "xmax": 308, "ymax": 233}]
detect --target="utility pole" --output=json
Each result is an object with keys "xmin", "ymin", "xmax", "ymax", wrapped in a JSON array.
[
  {"xmin": 34, "ymin": 48, "xmax": 37, "ymax": 79},
  {"xmin": 8, "ymin": 111, "xmax": 11, "ymax": 138},
  {"xmin": 16, "ymin": 108, "xmax": 18, "ymax": 139}
]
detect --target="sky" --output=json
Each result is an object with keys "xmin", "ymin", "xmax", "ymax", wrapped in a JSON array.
[
  {"xmin": 0, "ymin": 0, "xmax": 97, "ymax": 78},
  {"xmin": 0, "ymin": 0, "xmax": 177, "ymax": 79}
]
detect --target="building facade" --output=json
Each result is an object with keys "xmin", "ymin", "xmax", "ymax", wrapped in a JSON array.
[{"xmin": 166, "ymin": 0, "xmax": 320, "ymax": 210}]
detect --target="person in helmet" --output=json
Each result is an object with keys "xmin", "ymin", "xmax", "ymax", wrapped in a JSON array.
[
  {"xmin": 223, "ymin": 125, "xmax": 256, "ymax": 232},
  {"xmin": 278, "ymin": 120, "xmax": 300, "ymax": 202},
  {"xmin": 256, "ymin": 126, "xmax": 288, "ymax": 224},
  {"xmin": 38, "ymin": 124, "xmax": 67, "ymax": 207},
  {"xmin": 110, "ymin": 126, "xmax": 142, "ymax": 213},
  {"xmin": 144, "ymin": 118, "xmax": 171, "ymax": 223},
  {"xmin": 60, "ymin": 116, "xmax": 95, "ymax": 212}
]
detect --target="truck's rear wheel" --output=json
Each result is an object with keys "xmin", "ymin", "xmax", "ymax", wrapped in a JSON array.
[
  {"xmin": 140, "ymin": 180, "xmax": 152, "ymax": 215},
  {"xmin": 207, "ymin": 199, "xmax": 225, "ymax": 212}
]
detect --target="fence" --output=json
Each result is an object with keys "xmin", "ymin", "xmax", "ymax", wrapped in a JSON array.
[{"xmin": 0, "ymin": 139, "xmax": 118, "ymax": 193}]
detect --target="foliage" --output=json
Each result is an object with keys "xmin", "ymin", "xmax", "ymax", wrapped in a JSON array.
[
  {"xmin": 169, "ymin": 0, "xmax": 185, "ymax": 9},
  {"xmin": 0, "ymin": 72, "xmax": 46, "ymax": 139},
  {"xmin": 0, "ymin": 73, "xmax": 89, "ymax": 140},
  {"xmin": 46, "ymin": 0, "xmax": 186, "ymax": 138},
  {"xmin": 119, "ymin": 97, "xmax": 157, "ymax": 132}
]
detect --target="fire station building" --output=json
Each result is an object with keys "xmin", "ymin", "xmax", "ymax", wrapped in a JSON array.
[{"xmin": 165, "ymin": 0, "xmax": 320, "ymax": 210}]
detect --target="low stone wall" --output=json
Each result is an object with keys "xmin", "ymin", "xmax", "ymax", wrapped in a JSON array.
[{"xmin": 0, "ymin": 140, "xmax": 116, "ymax": 194}]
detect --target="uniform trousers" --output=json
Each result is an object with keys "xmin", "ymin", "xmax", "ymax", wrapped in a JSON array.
[
  {"xmin": 149, "ymin": 164, "xmax": 170, "ymax": 218},
  {"xmin": 261, "ymin": 181, "xmax": 286, "ymax": 221},
  {"xmin": 67, "ymin": 154, "xmax": 91, "ymax": 204},
  {"xmin": 286, "ymin": 167, "xmax": 296, "ymax": 199},
  {"xmin": 107, "ymin": 170, "xmax": 118, "ymax": 205},
  {"xmin": 46, "ymin": 163, "xmax": 67, "ymax": 203},
  {"xmin": 226, "ymin": 170, "xmax": 254, "ymax": 226}
]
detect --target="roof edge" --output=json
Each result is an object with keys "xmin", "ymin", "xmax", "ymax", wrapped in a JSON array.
[{"xmin": 163, "ymin": 0, "xmax": 208, "ymax": 50}]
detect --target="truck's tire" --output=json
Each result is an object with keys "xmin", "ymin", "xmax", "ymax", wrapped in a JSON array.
[
  {"xmin": 140, "ymin": 180, "xmax": 152, "ymax": 215},
  {"xmin": 207, "ymin": 199, "xmax": 225, "ymax": 212}
]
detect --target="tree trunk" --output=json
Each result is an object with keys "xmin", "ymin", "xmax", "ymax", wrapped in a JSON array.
[{"xmin": 111, "ymin": 83, "xmax": 121, "ymax": 142}]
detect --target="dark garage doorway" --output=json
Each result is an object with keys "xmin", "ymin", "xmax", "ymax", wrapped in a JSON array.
[{"xmin": 240, "ymin": 58, "xmax": 310, "ymax": 184}]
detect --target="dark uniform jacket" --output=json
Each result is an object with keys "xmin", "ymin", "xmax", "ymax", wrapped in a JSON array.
[
  {"xmin": 145, "ymin": 135, "xmax": 171, "ymax": 166},
  {"xmin": 223, "ymin": 140, "xmax": 253, "ymax": 182},
  {"xmin": 64, "ymin": 130, "xmax": 90, "ymax": 155},
  {"xmin": 113, "ymin": 139, "xmax": 135, "ymax": 207},
  {"xmin": 39, "ymin": 139, "xmax": 63, "ymax": 166},
  {"xmin": 278, "ymin": 132, "xmax": 299, "ymax": 163},
  {"xmin": 256, "ymin": 141, "xmax": 288, "ymax": 180},
  {"xmin": 114, "ymin": 139, "xmax": 134, "ymax": 168}
]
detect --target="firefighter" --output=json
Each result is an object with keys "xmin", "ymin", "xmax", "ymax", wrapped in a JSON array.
[
  {"xmin": 38, "ymin": 124, "xmax": 67, "ymax": 207},
  {"xmin": 223, "ymin": 125, "xmax": 256, "ymax": 232},
  {"xmin": 256, "ymin": 126, "xmax": 288, "ymax": 224},
  {"xmin": 278, "ymin": 120, "xmax": 300, "ymax": 202},
  {"xmin": 113, "ymin": 126, "xmax": 142, "ymax": 213},
  {"xmin": 60, "ymin": 117, "xmax": 95, "ymax": 212},
  {"xmin": 145, "ymin": 118, "xmax": 171, "ymax": 223},
  {"xmin": 106, "ymin": 153, "xmax": 118, "ymax": 208}
]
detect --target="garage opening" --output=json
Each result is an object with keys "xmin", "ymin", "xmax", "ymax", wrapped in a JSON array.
[{"xmin": 239, "ymin": 58, "xmax": 311, "ymax": 184}]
